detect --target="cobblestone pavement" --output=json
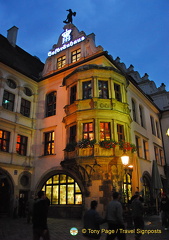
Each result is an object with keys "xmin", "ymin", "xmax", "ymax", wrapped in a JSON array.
[{"xmin": 0, "ymin": 215, "xmax": 168, "ymax": 240}]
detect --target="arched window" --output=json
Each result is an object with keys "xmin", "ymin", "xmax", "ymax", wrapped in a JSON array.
[
  {"xmin": 132, "ymin": 99, "xmax": 137, "ymax": 122},
  {"xmin": 42, "ymin": 174, "xmax": 82, "ymax": 205},
  {"xmin": 6, "ymin": 79, "xmax": 17, "ymax": 89},
  {"xmin": 45, "ymin": 91, "xmax": 56, "ymax": 117}
]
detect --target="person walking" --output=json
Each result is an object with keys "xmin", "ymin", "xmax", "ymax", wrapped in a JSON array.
[
  {"xmin": 106, "ymin": 191, "xmax": 126, "ymax": 240},
  {"xmin": 159, "ymin": 193, "xmax": 169, "ymax": 230},
  {"xmin": 32, "ymin": 191, "xmax": 50, "ymax": 240},
  {"xmin": 83, "ymin": 200, "xmax": 105, "ymax": 239},
  {"xmin": 131, "ymin": 193, "xmax": 144, "ymax": 240}
]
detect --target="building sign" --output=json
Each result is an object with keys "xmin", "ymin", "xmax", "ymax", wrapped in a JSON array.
[
  {"xmin": 48, "ymin": 29, "xmax": 85, "ymax": 57},
  {"xmin": 62, "ymin": 29, "xmax": 72, "ymax": 44}
]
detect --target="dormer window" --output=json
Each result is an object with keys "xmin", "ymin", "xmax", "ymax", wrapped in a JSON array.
[
  {"xmin": 57, "ymin": 55, "xmax": 66, "ymax": 69},
  {"xmin": 71, "ymin": 49, "xmax": 81, "ymax": 63}
]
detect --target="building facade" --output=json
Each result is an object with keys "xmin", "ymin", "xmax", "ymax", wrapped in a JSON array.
[{"xmin": 0, "ymin": 24, "xmax": 168, "ymax": 218}]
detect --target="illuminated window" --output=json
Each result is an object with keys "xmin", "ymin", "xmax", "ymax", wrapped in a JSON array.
[
  {"xmin": 123, "ymin": 173, "xmax": 132, "ymax": 203},
  {"xmin": 83, "ymin": 81, "xmax": 92, "ymax": 99},
  {"xmin": 20, "ymin": 98, "xmax": 31, "ymax": 117},
  {"xmin": 0, "ymin": 129, "xmax": 10, "ymax": 152},
  {"xmin": 2, "ymin": 90, "xmax": 15, "ymax": 111},
  {"xmin": 114, "ymin": 83, "xmax": 122, "ymax": 102},
  {"xmin": 69, "ymin": 125, "xmax": 76, "ymax": 143},
  {"xmin": 100, "ymin": 122, "xmax": 111, "ymax": 141},
  {"xmin": 57, "ymin": 55, "xmax": 66, "ymax": 69},
  {"xmin": 159, "ymin": 149, "xmax": 165, "ymax": 166},
  {"xmin": 117, "ymin": 124, "xmax": 125, "ymax": 141},
  {"xmin": 6, "ymin": 79, "xmax": 16, "ymax": 89},
  {"xmin": 44, "ymin": 131, "xmax": 54, "ymax": 155},
  {"xmin": 154, "ymin": 146, "xmax": 159, "ymax": 163},
  {"xmin": 71, "ymin": 49, "xmax": 81, "ymax": 63},
  {"xmin": 143, "ymin": 139, "xmax": 149, "ymax": 160},
  {"xmin": 70, "ymin": 85, "xmax": 77, "ymax": 104},
  {"xmin": 83, "ymin": 123, "xmax": 94, "ymax": 140},
  {"xmin": 98, "ymin": 81, "xmax": 108, "ymax": 99},
  {"xmin": 16, "ymin": 134, "xmax": 27, "ymax": 156},
  {"xmin": 45, "ymin": 91, "xmax": 56, "ymax": 117},
  {"xmin": 42, "ymin": 174, "xmax": 82, "ymax": 205}
]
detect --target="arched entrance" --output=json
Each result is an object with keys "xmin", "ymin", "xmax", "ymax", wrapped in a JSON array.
[
  {"xmin": 0, "ymin": 168, "xmax": 14, "ymax": 216},
  {"xmin": 36, "ymin": 170, "xmax": 84, "ymax": 218}
]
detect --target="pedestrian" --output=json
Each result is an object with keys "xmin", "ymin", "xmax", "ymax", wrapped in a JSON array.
[
  {"xmin": 13, "ymin": 195, "xmax": 19, "ymax": 219},
  {"xmin": 106, "ymin": 191, "xmax": 126, "ymax": 240},
  {"xmin": 131, "ymin": 193, "xmax": 144, "ymax": 240},
  {"xmin": 83, "ymin": 200, "xmax": 105, "ymax": 239},
  {"xmin": 32, "ymin": 191, "xmax": 50, "ymax": 240},
  {"xmin": 159, "ymin": 193, "xmax": 169, "ymax": 230}
]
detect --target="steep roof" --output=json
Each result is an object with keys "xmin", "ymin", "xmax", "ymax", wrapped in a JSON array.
[{"xmin": 0, "ymin": 34, "xmax": 44, "ymax": 81}]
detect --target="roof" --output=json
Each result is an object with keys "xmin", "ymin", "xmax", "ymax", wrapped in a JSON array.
[{"xmin": 0, "ymin": 34, "xmax": 44, "ymax": 81}]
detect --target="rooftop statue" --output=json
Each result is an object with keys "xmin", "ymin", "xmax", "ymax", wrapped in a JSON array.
[{"xmin": 63, "ymin": 9, "xmax": 76, "ymax": 24}]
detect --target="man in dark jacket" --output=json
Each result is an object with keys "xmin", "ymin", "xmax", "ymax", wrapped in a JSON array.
[
  {"xmin": 83, "ymin": 200, "xmax": 105, "ymax": 239},
  {"xmin": 160, "ymin": 193, "xmax": 169, "ymax": 230},
  {"xmin": 32, "ymin": 191, "xmax": 50, "ymax": 240},
  {"xmin": 131, "ymin": 194, "xmax": 144, "ymax": 240}
]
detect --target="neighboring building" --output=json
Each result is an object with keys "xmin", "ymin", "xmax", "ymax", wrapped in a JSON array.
[
  {"xmin": 0, "ymin": 24, "xmax": 168, "ymax": 218},
  {"xmin": 0, "ymin": 26, "xmax": 44, "ymax": 215}
]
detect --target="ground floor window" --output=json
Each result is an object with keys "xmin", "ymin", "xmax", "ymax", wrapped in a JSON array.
[
  {"xmin": 122, "ymin": 173, "xmax": 132, "ymax": 203},
  {"xmin": 42, "ymin": 174, "xmax": 82, "ymax": 205}
]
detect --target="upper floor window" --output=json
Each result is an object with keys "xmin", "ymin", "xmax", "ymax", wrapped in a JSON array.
[
  {"xmin": 143, "ymin": 139, "xmax": 149, "ymax": 160},
  {"xmin": 42, "ymin": 174, "xmax": 82, "ymax": 205},
  {"xmin": 6, "ymin": 79, "xmax": 16, "ymax": 89},
  {"xmin": 83, "ymin": 122, "xmax": 94, "ymax": 140},
  {"xmin": 57, "ymin": 55, "xmax": 66, "ymax": 69},
  {"xmin": 83, "ymin": 81, "xmax": 92, "ymax": 99},
  {"xmin": 132, "ymin": 99, "xmax": 137, "ymax": 122},
  {"xmin": 159, "ymin": 149, "xmax": 165, "ymax": 166},
  {"xmin": 46, "ymin": 91, "xmax": 56, "ymax": 117},
  {"xmin": 16, "ymin": 134, "xmax": 28, "ymax": 156},
  {"xmin": 71, "ymin": 49, "xmax": 81, "ymax": 63},
  {"xmin": 114, "ymin": 83, "xmax": 122, "ymax": 102},
  {"xmin": 0, "ymin": 129, "xmax": 10, "ymax": 152},
  {"xmin": 70, "ymin": 85, "xmax": 77, "ymax": 104},
  {"xmin": 69, "ymin": 125, "xmax": 76, "ymax": 143},
  {"xmin": 155, "ymin": 121, "xmax": 161, "ymax": 139},
  {"xmin": 154, "ymin": 146, "xmax": 159, "ymax": 163},
  {"xmin": 100, "ymin": 122, "xmax": 111, "ymax": 141},
  {"xmin": 135, "ymin": 136, "xmax": 141, "ymax": 157},
  {"xmin": 117, "ymin": 124, "xmax": 125, "ymax": 141},
  {"xmin": 2, "ymin": 90, "xmax": 15, "ymax": 111},
  {"xmin": 23, "ymin": 87, "xmax": 32, "ymax": 96},
  {"xmin": 20, "ymin": 98, "xmax": 31, "ymax": 117},
  {"xmin": 44, "ymin": 131, "xmax": 55, "ymax": 155},
  {"xmin": 98, "ymin": 81, "xmax": 109, "ymax": 99},
  {"xmin": 139, "ymin": 105, "xmax": 145, "ymax": 127},
  {"xmin": 150, "ymin": 116, "xmax": 156, "ymax": 136}
]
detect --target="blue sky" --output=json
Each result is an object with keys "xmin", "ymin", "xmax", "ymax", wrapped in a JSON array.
[{"xmin": 1, "ymin": 0, "xmax": 169, "ymax": 90}]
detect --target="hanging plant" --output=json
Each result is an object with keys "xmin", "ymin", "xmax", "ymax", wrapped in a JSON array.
[
  {"xmin": 64, "ymin": 142, "xmax": 77, "ymax": 152},
  {"xmin": 77, "ymin": 139, "xmax": 96, "ymax": 148},
  {"xmin": 118, "ymin": 140, "xmax": 137, "ymax": 153},
  {"xmin": 99, "ymin": 139, "xmax": 117, "ymax": 149}
]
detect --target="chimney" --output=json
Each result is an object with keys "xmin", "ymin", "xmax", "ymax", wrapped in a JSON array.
[{"xmin": 7, "ymin": 26, "xmax": 18, "ymax": 47}]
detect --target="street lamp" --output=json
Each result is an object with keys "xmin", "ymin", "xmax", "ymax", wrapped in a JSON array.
[
  {"xmin": 121, "ymin": 152, "xmax": 129, "ymax": 166},
  {"xmin": 121, "ymin": 152, "xmax": 133, "ymax": 204}
]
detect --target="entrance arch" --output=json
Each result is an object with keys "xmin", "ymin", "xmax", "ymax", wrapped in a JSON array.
[
  {"xmin": 36, "ymin": 169, "xmax": 84, "ymax": 218},
  {"xmin": 0, "ymin": 168, "xmax": 14, "ymax": 215}
]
